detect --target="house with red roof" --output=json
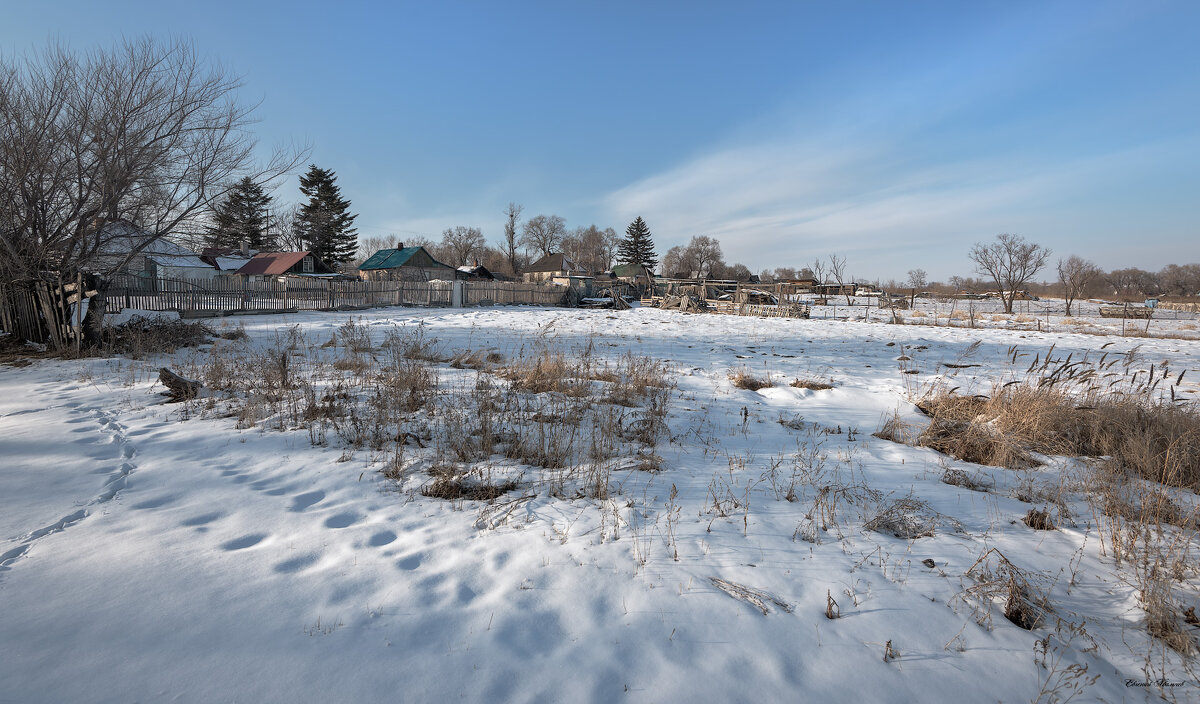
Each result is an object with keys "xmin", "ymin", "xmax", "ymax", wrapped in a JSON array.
[{"xmin": 234, "ymin": 251, "xmax": 339, "ymax": 282}]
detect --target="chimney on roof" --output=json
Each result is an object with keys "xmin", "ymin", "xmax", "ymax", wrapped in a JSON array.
[
  {"xmin": 474, "ymin": 258, "xmax": 481, "ymax": 268},
  {"xmin": 240, "ymin": 239, "xmax": 249, "ymax": 257},
  {"xmin": 397, "ymin": 241, "xmax": 404, "ymax": 250}
]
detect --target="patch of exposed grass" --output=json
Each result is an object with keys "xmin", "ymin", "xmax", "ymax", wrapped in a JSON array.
[
  {"xmin": 916, "ymin": 384, "xmax": 1200, "ymax": 489},
  {"xmin": 111, "ymin": 316, "xmax": 214, "ymax": 358},
  {"xmin": 422, "ymin": 477, "xmax": 518, "ymax": 501},
  {"xmin": 730, "ymin": 369, "xmax": 772, "ymax": 391},
  {"xmin": 790, "ymin": 378, "xmax": 834, "ymax": 391}
]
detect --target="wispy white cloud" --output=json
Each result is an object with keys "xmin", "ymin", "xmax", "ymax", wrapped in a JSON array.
[{"xmin": 603, "ymin": 118, "xmax": 1199, "ymax": 280}]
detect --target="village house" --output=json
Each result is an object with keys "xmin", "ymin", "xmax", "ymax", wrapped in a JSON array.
[
  {"xmin": 814, "ymin": 281, "xmax": 858, "ymax": 297},
  {"xmin": 235, "ymin": 251, "xmax": 339, "ymax": 282},
  {"xmin": 523, "ymin": 253, "xmax": 583, "ymax": 283},
  {"xmin": 456, "ymin": 261, "xmax": 496, "ymax": 281},
  {"xmin": 91, "ymin": 221, "xmax": 217, "ymax": 283},
  {"xmin": 358, "ymin": 243, "xmax": 457, "ymax": 282},
  {"xmin": 611, "ymin": 263, "xmax": 655, "ymax": 287},
  {"xmin": 200, "ymin": 243, "xmax": 258, "ymax": 278}
]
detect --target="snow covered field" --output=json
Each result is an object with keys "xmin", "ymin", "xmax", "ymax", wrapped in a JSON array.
[
  {"xmin": 803, "ymin": 295, "xmax": 1200, "ymax": 340},
  {"xmin": 3, "ymin": 305, "xmax": 1199, "ymax": 703}
]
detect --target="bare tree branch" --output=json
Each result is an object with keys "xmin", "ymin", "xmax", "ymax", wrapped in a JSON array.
[{"xmin": 968, "ymin": 233, "xmax": 1051, "ymax": 314}]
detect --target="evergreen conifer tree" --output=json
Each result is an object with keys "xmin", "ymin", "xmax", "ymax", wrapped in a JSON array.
[
  {"xmin": 295, "ymin": 165, "xmax": 358, "ymax": 264},
  {"xmin": 206, "ymin": 177, "xmax": 274, "ymax": 250},
  {"xmin": 617, "ymin": 216, "xmax": 658, "ymax": 271}
]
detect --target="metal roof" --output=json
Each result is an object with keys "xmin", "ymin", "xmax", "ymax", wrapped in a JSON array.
[
  {"xmin": 358, "ymin": 246, "xmax": 452, "ymax": 271},
  {"xmin": 236, "ymin": 252, "xmax": 312, "ymax": 276},
  {"xmin": 526, "ymin": 253, "xmax": 580, "ymax": 273}
]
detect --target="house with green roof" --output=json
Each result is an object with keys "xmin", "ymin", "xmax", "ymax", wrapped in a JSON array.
[
  {"xmin": 611, "ymin": 263, "xmax": 654, "ymax": 285},
  {"xmin": 357, "ymin": 243, "xmax": 457, "ymax": 282}
]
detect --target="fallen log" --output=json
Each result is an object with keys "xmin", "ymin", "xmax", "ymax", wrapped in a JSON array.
[{"xmin": 159, "ymin": 367, "xmax": 203, "ymax": 402}]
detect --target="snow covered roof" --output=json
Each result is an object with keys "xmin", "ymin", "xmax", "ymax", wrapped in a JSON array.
[
  {"xmin": 201, "ymin": 247, "xmax": 259, "ymax": 271},
  {"xmin": 94, "ymin": 221, "xmax": 212, "ymax": 270},
  {"xmin": 213, "ymin": 256, "xmax": 254, "ymax": 272}
]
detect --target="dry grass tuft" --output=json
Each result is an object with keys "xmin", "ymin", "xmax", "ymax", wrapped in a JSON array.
[
  {"xmin": 730, "ymin": 369, "xmax": 772, "ymax": 391},
  {"xmin": 1097, "ymin": 479, "xmax": 1195, "ymax": 529},
  {"xmin": 1023, "ymin": 508, "xmax": 1056, "ymax": 530},
  {"xmin": 916, "ymin": 382, "xmax": 1200, "ymax": 489},
  {"xmin": 942, "ymin": 467, "xmax": 991, "ymax": 491},
  {"xmin": 872, "ymin": 410, "xmax": 917, "ymax": 445},
  {"xmin": 958, "ymin": 548, "xmax": 1051, "ymax": 631},
  {"xmin": 1143, "ymin": 577, "xmax": 1197, "ymax": 656},
  {"xmin": 422, "ymin": 477, "xmax": 518, "ymax": 501},
  {"xmin": 790, "ymin": 378, "xmax": 834, "ymax": 391},
  {"xmin": 864, "ymin": 497, "xmax": 940, "ymax": 539},
  {"xmin": 449, "ymin": 349, "xmax": 489, "ymax": 369},
  {"xmin": 500, "ymin": 350, "xmax": 587, "ymax": 396}
]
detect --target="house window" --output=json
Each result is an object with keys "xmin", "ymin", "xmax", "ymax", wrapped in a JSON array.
[{"xmin": 302, "ymin": 256, "xmax": 314, "ymax": 273}]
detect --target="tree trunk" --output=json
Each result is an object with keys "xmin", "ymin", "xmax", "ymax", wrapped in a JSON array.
[
  {"xmin": 158, "ymin": 367, "xmax": 203, "ymax": 401},
  {"xmin": 81, "ymin": 276, "xmax": 108, "ymax": 348}
]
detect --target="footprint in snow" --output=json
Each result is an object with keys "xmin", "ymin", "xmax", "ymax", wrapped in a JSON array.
[
  {"xmin": 221, "ymin": 534, "xmax": 267, "ymax": 551},
  {"xmin": 324, "ymin": 512, "xmax": 359, "ymax": 529},
  {"xmin": 289, "ymin": 491, "xmax": 326, "ymax": 512},
  {"xmin": 368, "ymin": 530, "xmax": 397, "ymax": 547},
  {"xmin": 456, "ymin": 583, "xmax": 477, "ymax": 605},
  {"xmin": 396, "ymin": 554, "xmax": 422, "ymax": 571}
]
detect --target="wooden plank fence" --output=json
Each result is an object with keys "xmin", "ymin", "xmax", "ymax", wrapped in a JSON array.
[
  {"xmin": 463, "ymin": 281, "xmax": 564, "ymax": 307},
  {"xmin": 105, "ymin": 275, "xmax": 564, "ymax": 315},
  {"xmin": 3, "ymin": 275, "xmax": 571, "ymax": 345},
  {"xmin": 0, "ymin": 279, "xmax": 80, "ymax": 348}
]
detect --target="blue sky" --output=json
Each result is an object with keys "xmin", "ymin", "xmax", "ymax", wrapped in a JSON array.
[{"xmin": 3, "ymin": 0, "xmax": 1198, "ymax": 279}]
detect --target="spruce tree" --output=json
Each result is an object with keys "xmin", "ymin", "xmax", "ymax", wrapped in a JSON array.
[
  {"xmin": 295, "ymin": 165, "xmax": 358, "ymax": 264},
  {"xmin": 617, "ymin": 216, "xmax": 658, "ymax": 272},
  {"xmin": 206, "ymin": 177, "xmax": 274, "ymax": 250}
]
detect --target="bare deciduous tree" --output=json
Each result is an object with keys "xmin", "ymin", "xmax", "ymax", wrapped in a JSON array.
[
  {"xmin": 500, "ymin": 202, "xmax": 522, "ymax": 274},
  {"xmin": 0, "ymin": 37, "xmax": 305, "ymax": 342},
  {"xmin": 685, "ymin": 235, "xmax": 723, "ymax": 279},
  {"xmin": 1158, "ymin": 263, "xmax": 1200, "ymax": 297},
  {"xmin": 600, "ymin": 227, "xmax": 620, "ymax": 271},
  {"xmin": 561, "ymin": 224, "xmax": 617, "ymax": 274},
  {"xmin": 273, "ymin": 204, "xmax": 307, "ymax": 252},
  {"xmin": 439, "ymin": 226, "xmax": 485, "ymax": 267},
  {"xmin": 968, "ymin": 234, "xmax": 1051, "ymax": 314},
  {"xmin": 1056, "ymin": 255, "xmax": 1100, "ymax": 316},
  {"xmin": 827, "ymin": 253, "xmax": 852, "ymax": 303},
  {"xmin": 906, "ymin": 268, "xmax": 927, "ymax": 290},
  {"xmin": 724, "ymin": 262, "xmax": 752, "ymax": 281},
  {"xmin": 520, "ymin": 214, "xmax": 566, "ymax": 258},
  {"xmin": 662, "ymin": 246, "xmax": 686, "ymax": 278},
  {"xmin": 810, "ymin": 258, "xmax": 827, "ymax": 286},
  {"xmin": 355, "ymin": 234, "xmax": 397, "ymax": 266}
]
